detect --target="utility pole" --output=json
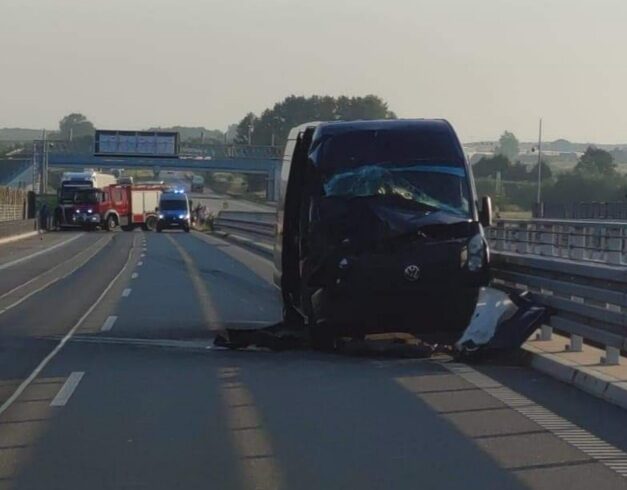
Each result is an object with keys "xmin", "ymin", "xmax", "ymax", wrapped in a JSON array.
[
  {"xmin": 42, "ymin": 130, "xmax": 48, "ymax": 194},
  {"xmin": 536, "ymin": 118, "xmax": 543, "ymax": 205}
]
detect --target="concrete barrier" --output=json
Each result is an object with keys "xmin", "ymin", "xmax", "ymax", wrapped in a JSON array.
[{"xmin": 0, "ymin": 219, "xmax": 37, "ymax": 243}]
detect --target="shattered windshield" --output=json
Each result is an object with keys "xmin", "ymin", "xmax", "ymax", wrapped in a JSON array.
[{"xmin": 323, "ymin": 164, "xmax": 470, "ymax": 217}]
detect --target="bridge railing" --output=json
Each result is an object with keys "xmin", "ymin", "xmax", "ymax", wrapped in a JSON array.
[
  {"xmin": 34, "ymin": 140, "xmax": 282, "ymax": 161},
  {"xmin": 487, "ymin": 219, "xmax": 627, "ymax": 265}
]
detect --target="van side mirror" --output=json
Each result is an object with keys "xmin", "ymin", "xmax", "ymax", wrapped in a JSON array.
[{"xmin": 480, "ymin": 196, "xmax": 493, "ymax": 227}]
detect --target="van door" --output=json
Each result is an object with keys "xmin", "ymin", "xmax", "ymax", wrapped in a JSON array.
[{"xmin": 281, "ymin": 127, "xmax": 315, "ymax": 309}]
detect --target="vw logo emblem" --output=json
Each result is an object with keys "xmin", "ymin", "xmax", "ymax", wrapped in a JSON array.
[{"xmin": 403, "ymin": 264, "xmax": 420, "ymax": 282}]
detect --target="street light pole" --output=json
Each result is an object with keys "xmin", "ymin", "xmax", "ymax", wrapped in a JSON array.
[{"xmin": 536, "ymin": 118, "xmax": 543, "ymax": 205}]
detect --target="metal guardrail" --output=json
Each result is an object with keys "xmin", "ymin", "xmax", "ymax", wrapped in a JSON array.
[
  {"xmin": 214, "ymin": 211, "xmax": 275, "ymax": 242},
  {"xmin": 491, "ymin": 251, "xmax": 627, "ymax": 365},
  {"xmin": 487, "ymin": 219, "xmax": 627, "ymax": 265},
  {"xmin": 216, "ymin": 213, "xmax": 627, "ymax": 363}
]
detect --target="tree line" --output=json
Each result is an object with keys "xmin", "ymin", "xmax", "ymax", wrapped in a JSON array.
[{"xmin": 233, "ymin": 94, "xmax": 396, "ymax": 147}]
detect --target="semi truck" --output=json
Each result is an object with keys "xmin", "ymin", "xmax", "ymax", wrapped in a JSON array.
[
  {"xmin": 54, "ymin": 171, "xmax": 117, "ymax": 229},
  {"xmin": 70, "ymin": 183, "xmax": 167, "ymax": 231}
]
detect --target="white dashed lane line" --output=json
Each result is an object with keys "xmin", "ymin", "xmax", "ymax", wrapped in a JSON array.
[
  {"xmin": 131, "ymin": 273, "xmax": 138, "ymax": 279},
  {"xmin": 137, "ymin": 261, "xmax": 143, "ymax": 266},
  {"xmin": 122, "ymin": 288, "xmax": 132, "ymax": 297},
  {"xmin": 100, "ymin": 315, "xmax": 117, "ymax": 332},
  {"xmin": 50, "ymin": 372, "xmax": 85, "ymax": 407},
  {"xmin": 446, "ymin": 363, "xmax": 627, "ymax": 478}
]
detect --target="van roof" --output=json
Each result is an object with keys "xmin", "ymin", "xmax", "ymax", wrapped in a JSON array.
[{"xmin": 314, "ymin": 119, "xmax": 452, "ymax": 136}]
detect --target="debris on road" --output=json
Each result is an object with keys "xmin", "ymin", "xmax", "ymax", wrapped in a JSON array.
[
  {"xmin": 214, "ymin": 287, "xmax": 549, "ymax": 361},
  {"xmin": 455, "ymin": 288, "xmax": 549, "ymax": 359}
]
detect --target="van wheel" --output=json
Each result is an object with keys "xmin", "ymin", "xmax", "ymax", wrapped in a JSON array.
[
  {"xmin": 184, "ymin": 225, "xmax": 190, "ymax": 233},
  {"xmin": 105, "ymin": 215, "xmax": 118, "ymax": 231},
  {"xmin": 156, "ymin": 223, "xmax": 163, "ymax": 233}
]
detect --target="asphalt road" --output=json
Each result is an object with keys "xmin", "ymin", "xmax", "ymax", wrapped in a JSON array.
[{"xmin": 0, "ymin": 229, "xmax": 626, "ymax": 489}]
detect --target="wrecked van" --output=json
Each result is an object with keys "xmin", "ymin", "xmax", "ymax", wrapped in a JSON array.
[{"xmin": 274, "ymin": 120, "xmax": 493, "ymax": 347}]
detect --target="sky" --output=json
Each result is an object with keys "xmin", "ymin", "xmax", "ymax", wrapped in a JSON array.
[{"xmin": 2, "ymin": 0, "xmax": 627, "ymax": 143}]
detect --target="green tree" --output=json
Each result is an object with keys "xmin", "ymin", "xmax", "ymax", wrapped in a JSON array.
[
  {"xmin": 472, "ymin": 155, "xmax": 511, "ymax": 178},
  {"xmin": 529, "ymin": 160, "xmax": 553, "ymax": 181},
  {"xmin": 495, "ymin": 131, "xmax": 520, "ymax": 162},
  {"xmin": 234, "ymin": 113, "xmax": 257, "ymax": 145},
  {"xmin": 544, "ymin": 172, "xmax": 627, "ymax": 204},
  {"xmin": 59, "ymin": 113, "xmax": 95, "ymax": 140},
  {"xmin": 575, "ymin": 146, "xmax": 616, "ymax": 176},
  {"xmin": 234, "ymin": 95, "xmax": 396, "ymax": 147}
]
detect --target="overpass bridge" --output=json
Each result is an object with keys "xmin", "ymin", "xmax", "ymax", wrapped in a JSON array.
[{"xmin": 26, "ymin": 140, "xmax": 283, "ymax": 199}]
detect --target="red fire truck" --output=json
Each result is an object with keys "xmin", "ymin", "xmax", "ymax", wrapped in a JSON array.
[{"xmin": 71, "ymin": 183, "xmax": 167, "ymax": 231}]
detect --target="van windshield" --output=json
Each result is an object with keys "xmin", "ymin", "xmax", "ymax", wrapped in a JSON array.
[
  {"xmin": 316, "ymin": 128, "xmax": 464, "ymax": 169},
  {"xmin": 323, "ymin": 163, "xmax": 470, "ymax": 217},
  {"xmin": 160, "ymin": 199, "xmax": 187, "ymax": 211}
]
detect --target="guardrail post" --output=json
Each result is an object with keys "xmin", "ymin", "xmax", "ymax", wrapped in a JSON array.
[
  {"xmin": 540, "ymin": 224, "xmax": 556, "ymax": 256},
  {"xmin": 566, "ymin": 334, "xmax": 583, "ymax": 352},
  {"xmin": 570, "ymin": 225, "xmax": 585, "ymax": 261},
  {"xmin": 494, "ymin": 221, "xmax": 505, "ymax": 252},
  {"xmin": 516, "ymin": 223, "xmax": 530, "ymax": 254},
  {"xmin": 601, "ymin": 346, "xmax": 620, "ymax": 366},
  {"xmin": 607, "ymin": 227, "xmax": 623, "ymax": 265},
  {"xmin": 536, "ymin": 325, "xmax": 553, "ymax": 341}
]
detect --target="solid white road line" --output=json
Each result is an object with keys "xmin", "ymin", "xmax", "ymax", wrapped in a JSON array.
[
  {"xmin": 446, "ymin": 363, "xmax": 627, "ymax": 479},
  {"xmin": 0, "ymin": 236, "xmax": 108, "ymax": 302},
  {"xmin": 100, "ymin": 315, "xmax": 118, "ymax": 332},
  {"xmin": 50, "ymin": 372, "xmax": 85, "ymax": 407},
  {"xmin": 0, "ymin": 236, "xmax": 136, "ymax": 418},
  {"xmin": 0, "ymin": 233, "xmax": 85, "ymax": 271},
  {"xmin": 0, "ymin": 236, "xmax": 110, "ymax": 316},
  {"xmin": 122, "ymin": 288, "xmax": 131, "ymax": 297},
  {"xmin": 131, "ymin": 273, "xmax": 138, "ymax": 279}
]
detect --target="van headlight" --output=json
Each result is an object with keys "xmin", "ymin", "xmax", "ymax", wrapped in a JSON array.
[
  {"xmin": 158, "ymin": 214, "xmax": 164, "ymax": 219},
  {"xmin": 467, "ymin": 234, "xmax": 485, "ymax": 271}
]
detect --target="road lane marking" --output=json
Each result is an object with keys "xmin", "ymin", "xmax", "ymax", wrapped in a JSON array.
[
  {"xmin": 0, "ymin": 233, "xmax": 85, "ymax": 271},
  {"xmin": 122, "ymin": 288, "xmax": 131, "ymax": 297},
  {"xmin": 131, "ymin": 273, "xmax": 138, "ymax": 279},
  {"xmin": 0, "ymin": 235, "xmax": 108, "ymax": 302},
  {"xmin": 140, "ymin": 253, "xmax": 145, "ymax": 257},
  {"xmin": 166, "ymin": 235, "xmax": 220, "ymax": 330},
  {"xmin": 137, "ymin": 261, "xmax": 143, "ymax": 266},
  {"xmin": 446, "ymin": 363, "xmax": 627, "ymax": 478},
  {"xmin": 218, "ymin": 367, "xmax": 284, "ymax": 490},
  {"xmin": 50, "ymin": 372, "xmax": 85, "ymax": 407},
  {"xmin": 0, "ymin": 236, "xmax": 111, "ymax": 316},
  {"xmin": 100, "ymin": 315, "xmax": 118, "ymax": 331},
  {"xmin": 0, "ymin": 235, "xmax": 137, "ymax": 418}
]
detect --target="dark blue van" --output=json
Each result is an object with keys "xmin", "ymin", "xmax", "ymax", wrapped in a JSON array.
[
  {"xmin": 274, "ymin": 119, "xmax": 492, "ymax": 347},
  {"xmin": 156, "ymin": 191, "xmax": 191, "ymax": 233}
]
